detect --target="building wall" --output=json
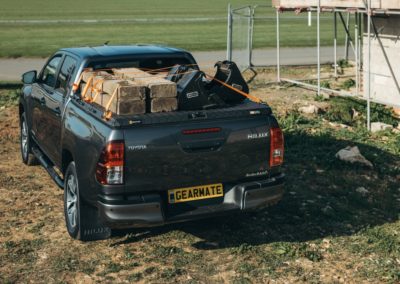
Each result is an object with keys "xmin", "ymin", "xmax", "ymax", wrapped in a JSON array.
[{"xmin": 363, "ymin": 15, "xmax": 400, "ymax": 106}]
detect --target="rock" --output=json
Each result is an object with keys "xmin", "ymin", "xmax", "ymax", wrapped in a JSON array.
[
  {"xmin": 393, "ymin": 107, "xmax": 400, "ymax": 118},
  {"xmin": 371, "ymin": 122, "xmax": 393, "ymax": 133},
  {"xmin": 298, "ymin": 105, "xmax": 320, "ymax": 114},
  {"xmin": 392, "ymin": 128, "xmax": 400, "ymax": 134},
  {"xmin": 335, "ymin": 146, "xmax": 373, "ymax": 168},
  {"xmin": 356, "ymin": 187, "xmax": 369, "ymax": 195}
]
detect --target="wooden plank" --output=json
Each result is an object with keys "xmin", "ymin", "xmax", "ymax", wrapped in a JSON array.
[
  {"xmin": 272, "ymin": 0, "xmax": 393, "ymax": 9},
  {"xmin": 112, "ymin": 68, "xmax": 149, "ymax": 80},
  {"xmin": 102, "ymin": 80, "xmax": 146, "ymax": 100},
  {"xmin": 81, "ymin": 70, "xmax": 109, "ymax": 83},
  {"xmin": 135, "ymin": 77, "xmax": 177, "ymax": 98},
  {"xmin": 113, "ymin": 67, "xmax": 177, "ymax": 98},
  {"xmin": 92, "ymin": 92, "xmax": 146, "ymax": 115},
  {"xmin": 150, "ymin": 97, "xmax": 178, "ymax": 113},
  {"xmin": 118, "ymin": 99, "xmax": 146, "ymax": 115}
]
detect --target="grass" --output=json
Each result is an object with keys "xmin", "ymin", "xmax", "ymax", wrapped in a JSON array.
[
  {"xmin": 324, "ymin": 96, "xmax": 399, "ymax": 127},
  {"xmin": 0, "ymin": 0, "xmax": 351, "ymax": 57},
  {"xmin": 0, "ymin": 72, "xmax": 399, "ymax": 282},
  {"xmin": 0, "ymin": 82, "xmax": 21, "ymax": 108}
]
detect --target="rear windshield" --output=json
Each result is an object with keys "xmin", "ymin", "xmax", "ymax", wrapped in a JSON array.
[{"xmin": 87, "ymin": 56, "xmax": 197, "ymax": 72}]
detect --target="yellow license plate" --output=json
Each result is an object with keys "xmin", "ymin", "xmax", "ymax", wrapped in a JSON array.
[{"xmin": 168, "ymin": 183, "xmax": 223, "ymax": 204}]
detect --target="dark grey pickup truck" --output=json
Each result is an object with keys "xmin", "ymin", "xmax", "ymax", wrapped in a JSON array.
[{"xmin": 19, "ymin": 45, "xmax": 284, "ymax": 241}]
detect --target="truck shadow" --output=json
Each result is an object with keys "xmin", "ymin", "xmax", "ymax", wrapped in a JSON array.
[{"xmin": 112, "ymin": 131, "xmax": 400, "ymax": 249}]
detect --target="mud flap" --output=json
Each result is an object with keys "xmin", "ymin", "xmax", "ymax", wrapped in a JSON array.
[{"xmin": 78, "ymin": 202, "xmax": 112, "ymax": 241}]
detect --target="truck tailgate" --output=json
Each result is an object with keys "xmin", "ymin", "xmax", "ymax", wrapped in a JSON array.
[{"xmin": 122, "ymin": 102, "xmax": 275, "ymax": 193}]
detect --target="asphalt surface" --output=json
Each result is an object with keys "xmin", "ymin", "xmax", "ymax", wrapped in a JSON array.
[{"xmin": 0, "ymin": 46, "xmax": 350, "ymax": 81}]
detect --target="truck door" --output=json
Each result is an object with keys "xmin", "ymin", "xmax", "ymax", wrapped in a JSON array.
[
  {"xmin": 40, "ymin": 55, "xmax": 78, "ymax": 166},
  {"xmin": 31, "ymin": 54, "xmax": 63, "ymax": 163}
]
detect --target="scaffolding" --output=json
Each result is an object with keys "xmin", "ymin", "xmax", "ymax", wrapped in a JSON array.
[{"xmin": 227, "ymin": 1, "xmax": 400, "ymax": 130}]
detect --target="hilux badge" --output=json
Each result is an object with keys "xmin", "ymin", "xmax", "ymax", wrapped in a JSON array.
[{"xmin": 247, "ymin": 132, "xmax": 268, "ymax": 139}]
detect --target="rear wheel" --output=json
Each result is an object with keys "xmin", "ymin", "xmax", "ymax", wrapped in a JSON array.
[
  {"xmin": 64, "ymin": 162, "xmax": 80, "ymax": 238},
  {"xmin": 63, "ymin": 161, "xmax": 111, "ymax": 241},
  {"xmin": 20, "ymin": 113, "xmax": 37, "ymax": 166}
]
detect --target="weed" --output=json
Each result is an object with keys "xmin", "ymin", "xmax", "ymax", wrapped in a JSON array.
[
  {"xmin": 0, "ymin": 89, "xmax": 20, "ymax": 108},
  {"xmin": 236, "ymin": 262, "xmax": 256, "ymax": 274},
  {"xmin": 341, "ymin": 79, "xmax": 356, "ymax": 90},
  {"xmin": 315, "ymin": 94, "xmax": 328, "ymax": 102},
  {"xmin": 279, "ymin": 111, "xmax": 314, "ymax": 132},
  {"xmin": 3, "ymin": 238, "xmax": 45, "ymax": 265},
  {"xmin": 320, "ymin": 81, "xmax": 331, "ymax": 89},
  {"xmin": 232, "ymin": 276, "xmax": 252, "ymax": 284},
  {"xmin": 338, "ymin": 59, "xmax": 352, "ymax": 68},
  {"xmin": 230, "ymin": 243, "xmax": 254, "ymax": 255},
  {"xmin": 323, "ymin": 96, "xmax": 399, "ymax": 127},
  {"xmin": 160, "ymin": 267, "xmax": 185, "ymax": 279},
  {"xmin": 360, "ymin": 225, "xmax": 400, "ymax": 256},
  {"xmin": 28, "ymin": 221, "xmax": 45, "ymax": 233},
  {"xmin": 128, "ymin": 272, "xmax": 143, "ymax": 282},
  {"xmin": 151, "ymin": 245, "xmax": 184, "ymax": 258},
  {"xmin": 53, "ymin": 254, "xmax": 80, "ymax": 272},
  {"xmin": 143, "ymin": 266, "xmax": 157, "ymax": 275},
  {"xmin": 296, "ymin": 244, "xmax": 323, "ymax": 262}
]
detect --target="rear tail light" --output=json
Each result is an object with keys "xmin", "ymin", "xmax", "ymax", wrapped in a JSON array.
[
  {"xmin": 270, "ymin": 127, "xmax": 284, "ymax": 167},
  {"xmin": 96, "ymin": 141, "xmax": 124, "ymax": 185}
]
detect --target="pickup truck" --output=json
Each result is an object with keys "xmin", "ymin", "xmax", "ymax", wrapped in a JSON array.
[{"xmin": 19, "ymin": 45, "xmax": 284, "ymax": 241}]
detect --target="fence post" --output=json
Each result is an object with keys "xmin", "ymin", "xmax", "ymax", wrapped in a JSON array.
[
  {"xmin": 334, "ymin": 12, "xmax": 338, "ymax": 77},
  {"xmin": 227, "ymin": 3, "xmax": 233, "ymax": 61},
  {"xmin": 276, "ymin": 9, "xmax": 281, "ymax": 82},
  {"xmin": 367, "ymin": 1, "xmax": 371, "ymax": 130},
  {"xmin": 344, "ymin": 12, "xmax": 350, "ymax": 61},
  {"xmin": 248, "ymin": 6, "xmax": 255, "ymax": 69},
  {"xmin": 317, "ymin": 1, "xmax": 321, "ymax": 97}
]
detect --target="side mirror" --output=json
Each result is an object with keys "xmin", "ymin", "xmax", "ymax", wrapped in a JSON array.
[{"xmin": 22, "ymin": 70, "xmax": 37, "ymax": 84}]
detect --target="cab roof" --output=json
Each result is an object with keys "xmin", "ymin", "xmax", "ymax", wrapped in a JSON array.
[{"xmin": 60, "ymin": 45, "xmax": 190, "ymax": 59}]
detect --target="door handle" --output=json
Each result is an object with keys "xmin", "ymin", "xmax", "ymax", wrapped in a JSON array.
[
  {"xmin": 39, "ymin": 97, "xmax": 46, "ymax": 106},
  {"xmin": 181, "ymin": 141, "xmax": 223, "ymax": 153},
  {"xmin": 54, "ymin": 107, "xmax": 61, "ymax": 116}
]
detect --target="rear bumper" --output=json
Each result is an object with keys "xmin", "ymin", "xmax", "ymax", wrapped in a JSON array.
[{"xmin": 97, "ymin": 174, "xmax": 284, "ymax": 228}]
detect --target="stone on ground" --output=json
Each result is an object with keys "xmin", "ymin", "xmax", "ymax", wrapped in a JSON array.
[{"xmin": 335, "ymin": 146, "xmax": 373, "ymax": 168}]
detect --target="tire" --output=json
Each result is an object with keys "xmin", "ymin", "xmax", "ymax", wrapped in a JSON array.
[
  {"xmin": 63, "ymin": 161, "xmax": 111, "ymax": 241},
  {"xmin": 20, "ymin": 112, "xmax": 37, "ymax": 166},
  {"xmin": 64, "ymin": 161, "xmax": 81, "ymax": 239}
]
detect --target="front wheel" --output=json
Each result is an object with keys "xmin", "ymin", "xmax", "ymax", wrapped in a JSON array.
[{"xmin": 63, "ymin": 161, "xmax": 111, "ymax": 241}]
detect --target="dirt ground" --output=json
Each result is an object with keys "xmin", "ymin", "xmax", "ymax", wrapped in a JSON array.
[{"xmin": 0, "ymin": 67, "xmax": 399, "ymax": 283}]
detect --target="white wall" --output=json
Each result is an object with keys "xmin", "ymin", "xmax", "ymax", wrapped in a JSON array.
[{"xmin": 363, "ymin": 15, "xmax": 400, "ymax": 106}]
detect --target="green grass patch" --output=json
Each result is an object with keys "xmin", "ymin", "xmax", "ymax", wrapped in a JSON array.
[
  {"xmin": 340, "ymin": 78, "xmax": 356, "ymax": 90},
  {"xmin": 324, "ymin": 97, "xmax": 399, "ymax": 127},
  {"xmin": 0, "ymin": 0, "xmax": 352, "ymax": 57}
]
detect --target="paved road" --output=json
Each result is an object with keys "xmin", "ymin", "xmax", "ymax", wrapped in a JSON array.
[{"xmin": 0, "ymin": 46, "xmax": 351, "ymax": 81}]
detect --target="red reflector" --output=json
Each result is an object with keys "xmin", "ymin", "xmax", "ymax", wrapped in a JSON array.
[
  {"xmin": 270, "ymin": 127, "xmax": 284, "ymax": 167},
  {"xmin": 182, "ymin": 127, "xmax": 221, "ymax": 135}
]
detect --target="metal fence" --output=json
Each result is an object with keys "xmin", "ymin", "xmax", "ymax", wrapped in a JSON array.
[{"xmin": 226, "ymin": 2, "xmax": 400, "ymax": 130}]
